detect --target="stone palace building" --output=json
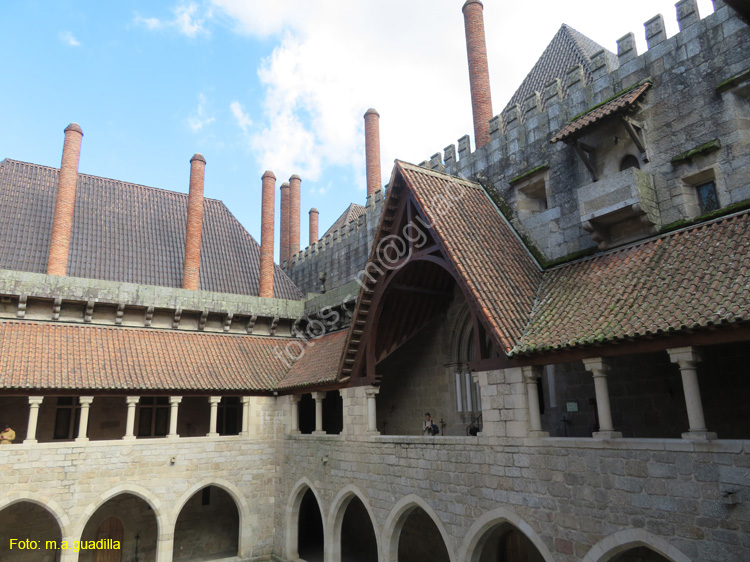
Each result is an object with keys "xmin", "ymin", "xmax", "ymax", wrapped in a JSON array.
[{"xmin": 1, "ymin": 1, "xmax": 749, "ymax": 561}]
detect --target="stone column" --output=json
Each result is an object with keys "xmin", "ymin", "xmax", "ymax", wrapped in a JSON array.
[
  {"xmin": 75, "ymin": 396, "xmax": 94, "ymax": 442},
  {"xmin": 289, "ymin": 395, "xmax": 301, "ymax": 435},
  {"xmin": 365, "ymin": 386, "xmax": 380, "ymax": 434},
  {"xmin": 167, "ymin": 396, "xmax": 182, "ymax": 439},
  {"xmin": 668, "ymin": 347, "xmax": 717, "ymax": 440},
  {"xmin": 24, "ymin": 396, "xmax": 44, "ymax": 444},
  {"xmin": 311, "ymin": 392, "xmax": 325, "ymax": 435},
  {"xmin": 240, "ymin": 396, "xmax": 251, "ymax": 436},
  {"xmin": 522, "ymin": 366, "xmax": 548, "ymax": 437},
  {"xmin": 582, "ymin": 358, "xmax": 622, "ymax": 439},
  {"xmin": 207, "ymin": 396, "xmax": 221, "ymax": 437},
  {"xmin": 124, "ymin": 396, "xmax": 139, "ymax": 440}
]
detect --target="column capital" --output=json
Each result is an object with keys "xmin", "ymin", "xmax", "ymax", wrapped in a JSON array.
[
  {"xmin": 311, "ymin": 391, "xmax": 326, "ymax": 401},
  {"xmin": 522, "ymin": 365, "xmax": 543, "ymax": 382},
  {"xmin": 79, "ymin": 396, "xmax": 94, "ymax": 406},
  {"xmin": 582, "ymin": 357, "xmax": 611, "ymax": 376},
  {"xmin": 364, "ymin": 386, "xmax": 380, "ymax": 398},
  {"xmin": 667, "ymin": 346, "xmax": 702, "ymax": 368},
  {"xmin": 28, "ymin": 396, "xmax": 44, "ymax": 406},
  {"xmin": 241, "ymin": 396, "xmax": 251, "ymax": 405},
  {"xmin": 289, "ymin": 394, "xmax": 302, "ymax": 404},
  {"xmin": 169, "ymin": 396, "xmax": 183, "ymax": 405},
  {"xmin": 126, "ymin": 396, "xmax": 140, "ymax": 405},
  {"xmin": 208, "ymin": 396, "xmax": 222, "ymax": 405}
]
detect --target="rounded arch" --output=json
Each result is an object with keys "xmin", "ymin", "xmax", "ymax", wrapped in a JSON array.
[
  {"xmin": 382, "ymin": 494, "xmax": 455, "ymax": 562},
  {"xmin": 0, "ymin": 492, "xmax": 71, "ymax": 537},
  {"xmin": 458, "ymin": 507, "xmax": 555, "ymax": 562},
  {"xmin": 285, "ymin": 477, "xmax": 326, "ymax": 560},
  {"xmin": 172, "ymin": 478, "xmax": 250, "ymax": 558},
  {"xmin": 327, "ymin": 485, "xmax": 381, "ymax": 562},
  {"xmin": 582, "ymin": 529, "xmax": 693, "ymax": 562},
  {"xmin": 72, "ymin": 483, "xmax": 168, "ymax": 540}
]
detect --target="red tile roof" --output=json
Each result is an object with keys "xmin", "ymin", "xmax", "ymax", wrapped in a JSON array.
[
  {"xmin": 512, "ymin": 210, "xmax": 750, "ymax": 355},
  {"xmin": 397, "ymin": 162, "xmax": 543, "ymax": 353},
  {"xmin": 322, "ymin": 203, "xmax": 366, "ymax": 238},
  {"xmin": 275, "ymin": 330, "xmax": 349, "ymax": 390},
  {"xmin": 0, "ymin": 321, "xmax": 344, "ymax": 392},
  {"xmin": 551, "ymin": 82, "xmax": 651, "ymax": 143}
]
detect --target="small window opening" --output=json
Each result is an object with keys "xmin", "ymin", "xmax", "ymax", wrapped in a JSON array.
[
  {"xmin": 697, "ymin": 181, "xmax": 720, "ymax": 214},
  {"xmin": 620, "ymin": 154, "xmax": 640, "ymax": 171}
]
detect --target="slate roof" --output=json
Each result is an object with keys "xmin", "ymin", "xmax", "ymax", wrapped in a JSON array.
[
  {"xmin": 275, "ymin": 330, "xmax": 349, "ymax": 390},
  {"xmin": 0, "ymin": 320, "xmax": 345, "ymax": 392},
  {"xmin": 322, "ymin": 203, "xmax": 366, "ymax": 238},
  {"xmin": 397, "ymin": 162, "xmax": 543, "ymax": 353},
  {"xmin": 551, "ymin": 82, "xmax": 651, "ymax": 143},
  {"xmin": 0, "ymin": 159, "xmax": 303, "ymax": 300},
  {"xmin": 512, "ymin": 210, "xmax": 750, "ymax": 355},
  {"xmin": 502, "ymin": 24, "xmax": 618, "ymax": 117}
]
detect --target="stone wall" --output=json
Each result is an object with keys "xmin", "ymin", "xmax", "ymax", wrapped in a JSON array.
[{"xmin": 277, "ymin": 434, "xmax": 750, "ymax": 562}]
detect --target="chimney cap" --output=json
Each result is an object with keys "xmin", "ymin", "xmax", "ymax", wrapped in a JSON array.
[
  {"xmin": 280, "ymin": 181, "xmax": 290, "ymax": 189},
  {"xmin": 364, "ymin": 108, "xmax": 380, "ymax": 118},
  {"xmin": 309, "ymin": 207, "xmax": 319, "ymax": 214},
  {"xmin": 289, "ymin": 174, "xmax": 301, "ymax": 182},
  {"xmin": 64, "ymin": 123, "xmax": 83, "ymax": 135},
  {"xmin": 262, "ymin": 170, "xmax": 276, "ymax": 180},
  {"xmin": 462, "ymin": 0, "xmax": 484, "ymax": 12},
  {"xmin": 190, "ymin": 153, "xmax": 206, "ymax": 164}
]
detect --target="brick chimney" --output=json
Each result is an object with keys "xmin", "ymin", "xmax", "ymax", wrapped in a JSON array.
[
  {"xmin": 279, "ymin": 182, "xmax": 291, "ymax": 266},
  {"xmin": 364, "ymin": 108, "xmax": 381, "ymax": 198},
  {"xmin": 309, "ymin": 208, "xmax": 319, "ymax": 245},
  {"xmin": 289, "ymin": 174, "xmax": 301, "ymax": 261},
  {"xmin": 259, "ymin": 171, "xmax": 276, "ymax": 298},
  {"xmin": 47, "ymin": 123, "xmax": 84, "ymax": 276},
  {"xmin": 462, "ymin": 0, "xmax": 493, "ymax": 149},
  {"xmin": 182, "ymin": 153, "xmax": 206, "ymax": 290}
]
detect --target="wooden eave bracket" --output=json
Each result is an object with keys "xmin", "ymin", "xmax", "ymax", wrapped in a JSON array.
[
  {"xmin": 622, "ymin": 116, "xmax": 649, "ymax": 163},
  {"xmin": 571, "ymin": 139, "xmax": 598, "ymax": 182}
]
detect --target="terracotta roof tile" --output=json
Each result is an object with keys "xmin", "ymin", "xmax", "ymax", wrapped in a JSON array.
[
  {"xmin": 0, "ymin": 320, "xmax": 345, "ymax": 392},
  {"xmin": 551, "ymin": 83, "xmax": 651, "ymax": 143},
  {"xmin": 512, "ymin": 210, "xmax": 750, "ymax": 355},
  {"xmin": 275, "ymin": 330, "xmax": 349, "ymax": 390},
  {"xmin": 397, "ymin": 162, "xmax": 542, "ymax": 353},
  {"xmin": 0, "ymin": 159, "xmax": 303, "ymax": 299},
  {"xmin": 323, "ymin": 203, "xmax": 366, "ymax": 238}
]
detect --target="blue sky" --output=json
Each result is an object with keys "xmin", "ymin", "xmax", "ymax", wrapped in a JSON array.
[{"xmin": 0, "ymin": 0, "xmax": 716, "ymax": 260}]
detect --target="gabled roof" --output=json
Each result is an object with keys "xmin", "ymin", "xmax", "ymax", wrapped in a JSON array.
[
  {"xmin": 323, "ymin": 202, "xmax": 366, "ymax": 238},
  {"xmin": 512, "ymin": 210, "xmax": 750, "ymax": 356},
  {"xmin": 502, "ymin": 24, "xmax": 618, "ymax": 117},
  {"xmin": 0, "ymin": 159, "xmax": 303, "ymax": 300},
  {"xmin": 551, "ymin": 82, "xmax": 651, "ymax": 143},
  {"xmin": 0, "ymin": 319, "xmax": 346, "ymax": 392}
]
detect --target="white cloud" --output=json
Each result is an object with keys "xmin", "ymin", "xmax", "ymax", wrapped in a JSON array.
[
  {"xmin": 230, "ymin": 101, "xmax": 253, "ymax": 133},
  {"xmin": 210, "ymin": 0, "xmax": 716, "ymax": 191},
  {"xmin": 59, "ymin": 31, "xmax": 81, "ymax": 47},
  {"xmin": 187, "ymin": 93, "xmax": 215, "ymax": 132},
  {"xmin": 135, "ymin": 2, "xmax": 209, "ymax": 38}
]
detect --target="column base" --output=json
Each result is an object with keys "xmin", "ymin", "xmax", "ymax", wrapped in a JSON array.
[
  {"xmin": 206, "ymin": 432, "xmax": 219, "ymax": 438},
  {"xmin": 529, "ymin": 430, "xmax": 550, "ymax": 438},
  {"xmin": 289, "ymin": 430, "xmax": 301, "ymax": 435},
  {"xmin": 122, "ymin": 435, "xmax": 136, "ymax": 441},
  {"xmin": 366, "ymin": 430, "xmax": 380, "ymax": 435},
  {"xmin": 593, "ymin": 431, "xmax": 622, "ymax": 439},
  {"xmin": 23, "ymin": 439, "xmax": 37, "ymax": 445},
  {"xmin": 682, "ymin": 431, "xmax": 717, "ymax": 441},
  {"xmin": 312, "ymin": 430, "xmax": 327, "ymax": 435},
  {"xmin": 166, "ymin": 434, "xmax": 180, "ymax": 439},
  {"xmin": 74, "ymin": 437, "xmax": 89, "ymax": 443}
]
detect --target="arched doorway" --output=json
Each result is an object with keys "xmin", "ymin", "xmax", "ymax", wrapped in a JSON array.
[
  {"xmin": 172, "ymin": 485, "xmax": 239, "ymax": 560},
  {"xmin": 80, "ymin": 494, "xmax": 158, "ymax": 562},
  {"xmin": 298, "ymin": 488, "xmax": 324, "ymax": 561},
  {"xmin": 340, "ymin": 496, "xmax": 377, "ymax": 562},
  {"xmin": 0, "ymin": 501, "xmax": 63, "ymax": 561},
  {"xmin": 397, "ymin": 506, "xmax": 450, "ymax": 562},
  {"xmin": 94, "ymin": 517, "xmax": 124, "ymax": 562},
  {"xmin": 476, "ymin": 523, "xmax": 545, "ymax": 562},
  {"xmin": 610, "ymin": 548, "xmax": 672, "ymax": 562}
]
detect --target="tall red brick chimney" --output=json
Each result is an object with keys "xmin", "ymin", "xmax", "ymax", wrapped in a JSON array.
[
  {"xmin": 182, "ymin": 153, "xmax": 206, "ymax": 290},
  {"xmin": 47, "ymin": 123, "xmax": 84, "ymax": 276},
  {"xmin": 289, "ymin": 174, "xmax": 301, "ymax": 260},
  {"xmin": 259, "ymin": 171, "xmax": 276, "ymax": 298},
  {"xmin": 279, "ymin": 182, "xmax": 291, "ymax": 266},
  {"xmin": 462, "ymin": 0, "xmax": 493, "ymax": 149},
  {"xmin": 309, "ymin": 208, "xmax": 319, "ymax": 246},
  {"xmin": 364, "ymin": 108, "xmax": 381, "ymax": 198}
]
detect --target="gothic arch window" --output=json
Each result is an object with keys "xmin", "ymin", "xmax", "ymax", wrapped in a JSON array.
[
  {"xmin": 452, "ymin": 307, "xmax": 481, "ymax": 419},
  {"xmin": 620, "ymin": 154, "xmax": 640, "ymax": 171}
]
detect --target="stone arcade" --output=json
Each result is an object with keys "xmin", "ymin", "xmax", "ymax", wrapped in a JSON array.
[{"xmin": 1, "ymin": 1, "xmax": 749, "ymax": 561}]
